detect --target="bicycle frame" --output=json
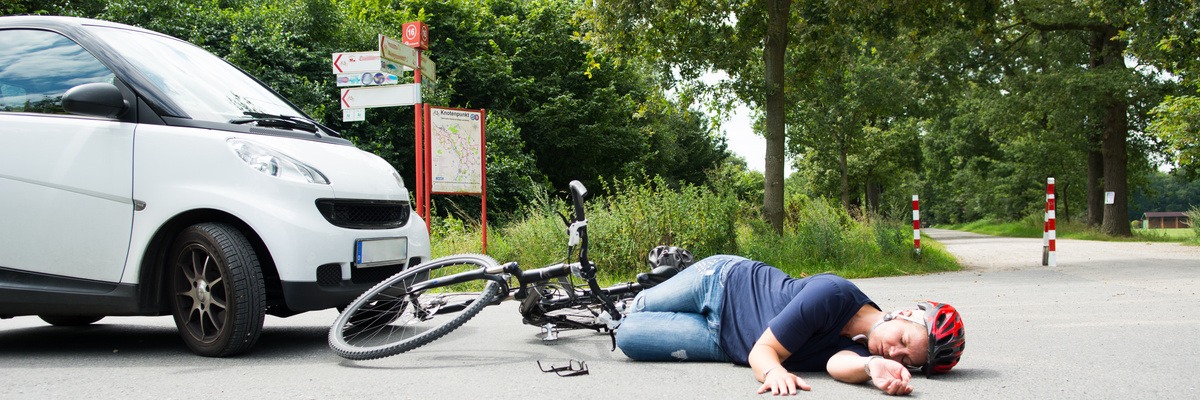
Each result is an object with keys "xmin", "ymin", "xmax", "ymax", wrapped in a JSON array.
[
  {"xmin": 400, "ymin": 182, "xmax": 634, "ymax": 333},
  {"xmin": 328, "ymin": 180, "xmax": 646, "ymax": 360}
]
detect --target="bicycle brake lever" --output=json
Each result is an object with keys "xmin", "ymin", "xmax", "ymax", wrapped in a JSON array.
[{"xmin": 556, "ymin": 211, "xmax": 569, "ymax": 228}]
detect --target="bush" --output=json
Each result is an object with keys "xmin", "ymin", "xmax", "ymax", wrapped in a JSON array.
[
  {"xmin": 433, "ymin": 179, "xmax": 959, "ymax": 283},
  {"xmin": 738, "ymin": 195, "xmax": 957, "ymax": 278},
  {"xmin": 1189, "ymin": 206, "xmax": 1200, "ymax": 237},
  {"xmin": 432, "ymin": 177, "xmax": 739, "ymax": 280}
]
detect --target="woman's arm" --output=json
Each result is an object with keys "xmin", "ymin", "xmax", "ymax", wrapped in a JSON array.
[
  {"xmin": 827, "ymin": 350, "xmax": 914, "ymax": 396},
  {"xmin": 750, "ymin": 328, "xmax": 811, "ymax": 395}
]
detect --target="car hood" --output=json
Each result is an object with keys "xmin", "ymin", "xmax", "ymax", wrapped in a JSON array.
[{"xmin": 241, "ymin": 135, "xmax": 410, "ymax": 202}]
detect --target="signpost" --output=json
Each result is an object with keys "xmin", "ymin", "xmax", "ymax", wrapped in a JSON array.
[
  {"xmin": 419, "ymin": 53, "xmax": 437, "ymax": 83},
  {"xmin": 330, "ymin": 22, "xmax": 486, "ymax": 249},
  {"xmin": 339, "ymin": 84, "xmax": 421, "ymax": 109},
  {"xmin": 331, "ymin": 51, "xmax": 384, "ymax": 74},
  {"xmin": 335, "ymin": 72, "xmax": 399, "ymax": 87},
  {"xmin": 342, "ymin": 108, "xmax": 365, "ymax": 122},
  {"xmin": 380, "ymin": 35, "xmax": 419, "ymax": 70}
]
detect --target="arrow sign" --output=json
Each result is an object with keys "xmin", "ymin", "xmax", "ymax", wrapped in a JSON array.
[
  {"xmin": 340, "ymin": 84, "xmax": 422, "ymax": 109},
  {"xmin": 419, "ymin": 53, "xmax": 436, "ymax": 82},
  {"xmin": 331, "ymin": 51, "xmax": 383, "ymax": 74},
  {"xmin": 379, "ymin": 35, "xmax": 419, "ymax": 70}
]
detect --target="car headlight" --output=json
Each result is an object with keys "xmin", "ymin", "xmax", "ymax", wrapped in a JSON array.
[{"xmin": 227, "ymin": 139, "xmax": 329, "ymax": 184}]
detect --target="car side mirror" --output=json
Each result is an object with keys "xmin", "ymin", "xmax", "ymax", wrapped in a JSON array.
[{"xmin": 62, "ymin": 82, "xmax": 128, "ymax": 118}]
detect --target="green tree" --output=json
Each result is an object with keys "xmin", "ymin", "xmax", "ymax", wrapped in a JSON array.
[
  {"xmin": 993, "ymin": 0, "xmax": 1177, "ymax": 236},
  {"xmin": 583, "ymin": 0, "xmax": 793, "ymax": 232},
  {"xmin": 29, "ymin": 0, "xmax": 728, "ymax": 218}
]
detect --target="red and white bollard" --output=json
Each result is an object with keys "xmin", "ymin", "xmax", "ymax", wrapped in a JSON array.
[
  {"xmin": 1042, "ymin": 178, "xmax": 1056, "ymax": 266},
  {"xmin": 913, "ymin": 195, "xmax": 921, "ymax": 256}
]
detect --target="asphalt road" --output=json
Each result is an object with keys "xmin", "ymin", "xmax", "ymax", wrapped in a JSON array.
[{"xmin": 2, "ymin": 228, "xmax": 1198, "ymax": 399}]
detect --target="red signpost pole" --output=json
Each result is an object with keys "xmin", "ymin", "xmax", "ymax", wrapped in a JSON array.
[
  {"xmin": 480, "ymin": 109, "xmax": 488, "ymax": 253},
  {"xmin": 417, "ymin": 53, "xmax": 435, "ymax": 230},
  {"xmin": 424, "ymin": 104, "xmax": 433, "ymax": 229},
  {"xmin": 414, "ymin": 104, "xmax": 424, "ymax": 221}
]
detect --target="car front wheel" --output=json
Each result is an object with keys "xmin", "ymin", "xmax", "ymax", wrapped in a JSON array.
[{"xmin": 168, "ymin": 223, "xmax": 266, "ymax": 357}]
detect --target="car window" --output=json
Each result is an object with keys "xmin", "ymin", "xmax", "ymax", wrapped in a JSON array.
[
  {"xmin": 86, "ymin": 25, "xmax": 305, "ymax": 123},
  {"xmin": 0, "ymin": 29, "xmax": 115, "ymax": 114}
]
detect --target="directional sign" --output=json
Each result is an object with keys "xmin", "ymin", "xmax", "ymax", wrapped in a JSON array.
[
  {"xmin": 340, "ymin": 83, "xmax": 421, "ymax": 109},
  {"xmin": 419, "ymin": 53, "xmax": 436, "ymax": 82},
  {"xmin": 379, "ymin": 35, "xmax": 419, "ymax": 70},
  {"xmin": 335, "ymin": 72, "xmax": 400, "ymax": 87},
  {"xmin": 343, "ymin": 108, "xmax": 365, "ymax": 122},
  {"xmin": 331, "ymin": 51, "xmax": 382, "ymax": 74},
  {"xmin": 381, "ymin": 60, "xmax": 406, "ymax": 77}
]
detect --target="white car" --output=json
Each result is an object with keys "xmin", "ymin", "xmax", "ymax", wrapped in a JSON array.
[{"xmin": 0, "ymin": 16, "xmax": 430, "ymax": 356}]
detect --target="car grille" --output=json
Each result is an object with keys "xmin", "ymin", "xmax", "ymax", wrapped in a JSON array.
[{"xmin": 315, "ymin": 199, "xmax": 411, "ymax": 229}]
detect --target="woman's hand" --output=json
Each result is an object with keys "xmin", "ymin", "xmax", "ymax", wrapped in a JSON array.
[
  {"xmin": 756, "ymin": 368, "xmax": 812, "ymax": 396},
  {"xmin": 867, "ymin": 357, "xmax": 913, "ymax": 396}
]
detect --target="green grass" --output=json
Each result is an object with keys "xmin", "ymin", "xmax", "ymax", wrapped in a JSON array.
[
  {"xmin": 430, "ymin": 181, "xmax": 960, "ymax": 285},
  {"xmin": 940, "ymin": 215, "xmax": 1198, "ymax": 244}
]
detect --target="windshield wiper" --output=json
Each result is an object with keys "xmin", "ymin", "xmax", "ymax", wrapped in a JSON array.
[{"xmin": 230, "ymin": 112, "xmax": 334, "ymax": 136}]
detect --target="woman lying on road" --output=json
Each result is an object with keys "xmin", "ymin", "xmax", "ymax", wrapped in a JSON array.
[{"xmin": 615, "ymin": 255, "xmax": 965, "ymax": 396}]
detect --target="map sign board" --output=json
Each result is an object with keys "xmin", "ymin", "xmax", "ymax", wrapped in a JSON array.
[{"xmin": 429, "ymin": 107, "xmax": 484, "ymax": 194}]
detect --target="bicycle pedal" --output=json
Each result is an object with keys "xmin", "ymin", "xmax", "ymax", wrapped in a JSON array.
[{"xmin": 541, "ymin": 323, "xmax": 559, "ymax": 341}]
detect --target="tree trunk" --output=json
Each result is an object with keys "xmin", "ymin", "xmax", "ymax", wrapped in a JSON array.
[
  {"xmin": 1086, "ymin": 148, "xmax": 1103, "ymax": 227},
  {"xmin": 1096, "ymin": 27, "xmax": 1132, "ymax": 237},
  {"xmin": 1100, "ymin": 98, "xmax": 1131, "ymax": 236},
  {"xmin": 762, "ymin": 0, "xmax": 791, "ymax": 234},
  {"xmin": 1059, "ymin": 180, "xmax": 1069, "ymax": 224},
  {"xmin": 865, "ymin": 180, "xmax": 881, "ymax": 217},
  {"xmin": 1085, "ymin": 29, "xmax": 1107, "ymax": 229},
  {"xmin": 838, "ymin": 133, "xmax": 850, "ymax": 210}
]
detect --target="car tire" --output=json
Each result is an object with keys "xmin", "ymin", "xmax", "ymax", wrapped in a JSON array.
[
  {"xmin": 167, "ymin": 223, "xmax": 266, "ymax": 357},
  {"xmin": 38, "ymin": 315, "xmax": 104, "ymax": 326}
]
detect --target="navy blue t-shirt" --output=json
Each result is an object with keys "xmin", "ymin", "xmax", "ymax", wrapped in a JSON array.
[{"xmin": 718, "ymin": 260, "xmax": 878, "ymax": 372}]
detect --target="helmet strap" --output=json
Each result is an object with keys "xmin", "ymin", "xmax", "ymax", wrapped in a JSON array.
[{"xmin": 852, "ymin": 314, "xmax": 892, "ymax": 344}]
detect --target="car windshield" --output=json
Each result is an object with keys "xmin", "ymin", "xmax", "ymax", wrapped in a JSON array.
[{"xmin": 86, "ymin": 24, "xmax": 305, "ymax": 123}]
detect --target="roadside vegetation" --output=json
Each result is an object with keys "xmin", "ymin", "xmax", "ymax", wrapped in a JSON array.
[
  {"xmin": 8, "ymin": 1, "xmax": 1195, "ymax": 255},
  {"xmin": 433, "ymin": 180, "xmax": 959, "ymax": 283},
  {"xmin": 939, "ymin": 214, "xmax": 1199, "ymax": 245}
]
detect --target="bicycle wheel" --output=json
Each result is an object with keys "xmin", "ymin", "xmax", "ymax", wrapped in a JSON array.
[{"xmin": 328, "ymin": 254, "xmax": 504, "ymax": 360}]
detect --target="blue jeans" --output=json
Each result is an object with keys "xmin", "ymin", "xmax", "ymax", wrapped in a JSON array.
[{"xmin": 615, "ymin": 255, "xmax": 744, "ymax": 362}]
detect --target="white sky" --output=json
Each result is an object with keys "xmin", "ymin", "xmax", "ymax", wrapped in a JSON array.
[
  {"xmin": 702, "ymin": 71, "xmax": 795, "ymax": 174},
  {"xmin": 718, "ymin": 103, "xmax": 766, "ymax": 172}
]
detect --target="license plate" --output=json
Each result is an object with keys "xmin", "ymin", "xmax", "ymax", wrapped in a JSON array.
[{"xmin": 354, "ymin": 237, "xmax": 407, "ymax": 268}]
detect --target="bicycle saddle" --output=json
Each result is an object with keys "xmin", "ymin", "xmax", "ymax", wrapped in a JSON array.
[{"xmin": 636, "ymin": 265, "xmax": 680, "ymax": 289}]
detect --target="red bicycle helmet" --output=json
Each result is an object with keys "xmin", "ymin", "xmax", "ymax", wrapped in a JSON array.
[{"xmin": 918, "ymin": 301, "xmax": 965, "ymax": 377}]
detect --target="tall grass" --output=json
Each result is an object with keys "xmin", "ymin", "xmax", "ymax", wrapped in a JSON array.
[
  {"xmin": 739, "ymin": 195, "xmax": 958, "ymax": 279},
  {"xmin": 432, "ymin": 180, "xmax": 959, "ymax": 283},
  {"xmin": 1189, "ymin": 207, "xmax": 1200, "ymax": 244}
]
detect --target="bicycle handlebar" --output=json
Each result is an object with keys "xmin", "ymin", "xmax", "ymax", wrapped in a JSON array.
[
  {"xmin": 567, "ymin": 180, "xmax": 591, "ymax": 273},
  {"xmin": 566, "ymin": 180, "xmax": 621, "ymax": 322},
  {"xmin": 568, "ymin": 180, "xmax": 587, "ymax": 221}
]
